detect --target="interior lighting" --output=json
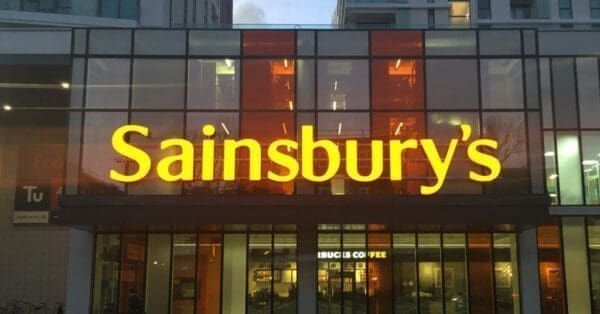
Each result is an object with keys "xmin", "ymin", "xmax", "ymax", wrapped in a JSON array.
[
  {"xmin": 288, "ymin": 100, "xmax": 294, "ymax": 111},
  {"xmin": 60, "ymin": 81, "xmax": 70, "ymax": 89},
  {"xmin": 337, "ymin": 122, "xmax": 343, "ymax": 136},
  {"xmin": 544, "ymin": 151, "xmax": 555, "ymax": 157},
  {"xmin": 583, "ymin": 160, "xmax": 599, "ymax": 166},
  {"xmin": 548, "ymin": 174, "xmax": 558, "ymax": 180},
  {"xmin": 224, "ymin": 59, "xmax": 233, "ymax": 68},
  {"xmin": 394, "ymin": 122, "xmax": 404, "ymax": 136},
  {"xmin": 3, "ymin": 104, "xmax": 12, "ymax": 111},
  {"xmin": 220, "ymin": 122, "xmax": 230, "ymax": 136},
  {"xmin": 284, "ymin": 59, "xmax": 289, "ymax": 68},
  {"xmin": 395, "ymin": 59, "xmax": 402, "ymax": 69}
]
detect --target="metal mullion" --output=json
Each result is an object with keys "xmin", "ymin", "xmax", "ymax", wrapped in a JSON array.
[
  {"xmin": 520, "ymin": 30, "xmax": 534, "ymax": 195},
  {"xmin": 476, "ymin": 29, "xmax": 485, "ymax": 195},
  {"xmin": 219, "ymin": 228, "xmax": 225, "ymax": 314},
  {"xmin": 142, "ymin": 230, "xmax": 149, "ymax": 310},
  {"xmin": 490, "ymin": 232, "xmax": 498, "ymax": 314},
  {"xmin": 415, "ymin": 232, "xmax": 421, "ymax": 314},
  {"xmin": 75, "ymin": 29, "xmax": 90, "ymax": 196},
  {"xmin": 293, "ymin": 30, "xmax": 298, "ymax": 195},
  {"xmin": 193, "ymin": 232, "xmax": 199, "ymax": 314},
  {"xmin": 88, "ymin": 232, "xmax": 98, "ymax": 314},
  {"xmin": 116, "ymin": 233, "xmax": 124, "ymax": 313},
  {"xmin": 572, "ymin": 57, "xmax": 587, "ymax": 205},
  {"xmin": 181, "ymin": 30, "xmax": 189, "ymax": 196},
  {"xmin": 584, "ymin": 217, "xmax": 595, "ymax": 314},
  {"xmin": 465, "ymin": 232, "xmax": 472, "ymax": 314},
  {"xmin": 440, "ymin": 232, "xmax": 446, "ymax": 314},
  {"xmin": 365, "ymin": 230, "xmax": 369, "ymax": 314},
  {"xmin": 390, "ymin": 232, "xmax": 396, "ymax": 314},
  {"xmin": 341, "ymin": 231, "xmax": 345, "ymax": 314},
  {"xmin": 245, "ymin": 231, "xmax": 250, "ymax": 314},
  {"xmin": 558, "ymin": 219, "xmax": 569, "ymax": 314},
  {"xmin": 548, "ymin": 57, "xmax": 562, "ymax": 205},
  {"xmin": 168, "ymin": 233, "xmax": 175, "ymax": 314}
]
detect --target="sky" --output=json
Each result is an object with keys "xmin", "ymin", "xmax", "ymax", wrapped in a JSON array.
[{"xmin": 233, "ymin": 0, "xmax": 337, "ymax": 25}]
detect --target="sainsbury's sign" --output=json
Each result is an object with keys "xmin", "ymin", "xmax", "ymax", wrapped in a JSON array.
[{"xmin": 109, "ymin": 124, "xmax": 501, "ymax": 195}]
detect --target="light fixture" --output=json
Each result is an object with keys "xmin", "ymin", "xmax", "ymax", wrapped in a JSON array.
[
  {"xmin": 282, "ymin": 122, "xmax": 288, "ymax": 135},
  {"xmin": 544, "ymin": 151, "xmax": 555, "ymax": 157},
  {"xmin": 224, "ymin": 59, "xmax": 233, "ymax": 68},
  {"xmin": 549, "ymin": 193, "xmax": 558, "ymax": 198},
  {"xmin": 337, "ymin": 122, "xmax": 343, "ymax": 136},
  {"xmin": 334, "ymin": 81, "xmax": 338, "ymax": 91},
  {"xmin": 60, "ymin": 81, "xmax": 70, "ymax": 89},
  {"xmin": 548, "ymin": 174, "xmax": 558, "ymax": 180},
  {"xmin": 585, "ymin": 168, "xmax": 594, "ymax": 173},
  {"xmin": 583, "ymin": 160, "xmax": 599, "ymax": 166},
  {"xmin": 3, "ymin": 104, "xmax": 12, "ymax": 111},
  {"xmin": 284, "ymin": 59, "xmax": 289, "ymax": 68},
  {"xmin": 394, "ymin": 122, "xmax": 404, "ymax": 136},
  {"xmin": 332, "ymin": 100, "xmax": 337, "ymax": 111},
  {"xmin": 220, "ymin": 122, "xmax": 230, "ymax": 136},
  {"xmin": 288, "ymin": 100, "xmax": 294, "ymax": 111},
  {"xmin": 395, "ymin": 59, "xmax": 402, "ymax": 69}
]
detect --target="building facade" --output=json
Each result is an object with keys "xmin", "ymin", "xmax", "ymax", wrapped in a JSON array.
[
  {"xmin": 334, "ymin": 0, "xmax": 600, "ymax": 28},
  {"xmin": 2, "ymin": 26, "xmax": 600, "ymax": 314}
]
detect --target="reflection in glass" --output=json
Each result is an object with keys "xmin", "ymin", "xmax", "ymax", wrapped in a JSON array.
[
  {"xmin": 248, "ymin": 234, "xmax": 273, "ymax": 314},
  {"xmin": 318, "ymin": 60, "xmax": 369, "ymax": 110},
  {"xmin": 184, "ymin": 112, "xmax": 239, "ymax": 195},
  {"xmin": 273, "ymin": 234, "xmax": 297, "ymax": 314},
  {"xmin": 343, "ymin": 233, "xmax": 367, "ymax": 314},
  {"xmin": 582, "ymin": 132, "xmax": 600, "ymax": 205},
  {"xmin": 188, "ymin": 59, "xmax": 239, "ymax": 109},
  {"xmin": 242, "ymin": 59, "xmax": 295, "ymax": 110},
  {"xmin": 86, "ymin": 58, "xmax": 130, "ymax": 109},
  {"xmin": 146, "ymin": 234, "xmax": 172, "ymax": 314},
  {"xmin": 132, "ymin": 59, "xmax": 185, "ymax": 109},
  {"xmin": 197, "ymin": 234, "xmax": 222, "ymax": 314},
  {"xmin": 393, "ymin": 234, "xmax": 417, "ymax": 313},
  {"xmin": 480, "ymin": 59, "xmax": 524, "ymax": 109},
  {"xmin": 494, "ymin": 234, "xmax": 521, "ymax": 314},
  {"xmin": 371, "ymin": 59, "xmax": 424, "ymax": 110},
  {"xmin": 577, "ymin": 58, "xmax": 600, "ymax": 128},
  {"xmin": 172, "ymin": 234, "xmax": 197, "ymax": 314},
  {"xmin": 318, "ymin": 233, "xmax": 342, "ymax": 314},
  {"xmin": 426, "ymin": 59, "xmax": 479, "ymax": 109},
  {"xmin": 443, "ymin": 234, "xmax": 468, "ymax": 314},
  {"xmin": 540, "ymin": 58, "xmax": 554, "ymax": 128},
  {"xmin": 467, "ymin": 233, "xmax": 494, "ymax": 314},
  {"xmin": 81, "ymin": 112, "xmax": 128, "ymax": 195},
  {"xmin": 368, "ymin": 234, "xmax": 392, "ymax": 314},
  {"xmin": 119, "ymin": 234, "xmax": 146, "ymax": 314},
  {"xmin": 417, "ymin": 233, "xmax": 442, "ymax": 314},
  {"xmin": 92, "ymin": 234, "xmax": 120, "ymax": 314},
  {"xmin": 483, "ymin": 112, "xmax": 528, "ymax": 194},
  {"xmin": 537, "ymin": 224, "xmax": 566, "ymax": 314}
]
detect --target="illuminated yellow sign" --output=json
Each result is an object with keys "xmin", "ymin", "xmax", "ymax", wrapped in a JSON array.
[
  {"xmin": 318, "ymin": 250, "xmax": 388, "ymax": 259},
  {"xmin": 109, "ymin": 124, "xmax": 501, "ymax": 195}
]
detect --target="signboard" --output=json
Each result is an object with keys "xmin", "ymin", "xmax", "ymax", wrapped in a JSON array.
[
  {"xmin": 109, "ymin": 124, "xmax": 502, "ymax": 195},
  {"xmin": 13, "ymin": 145, "xmax": 63, "ymax": 224},
  {"xmin": 318, "ymin": 250, "xmax": 388, "ymax": 259}
]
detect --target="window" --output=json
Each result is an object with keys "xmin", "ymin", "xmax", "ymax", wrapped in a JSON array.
[
  {"xmin": 392, "ymin": 234, "xmax": 417, "ymax": 312},
  {"xmin": 242, "ymin": 59, "xmax": 295, "ymax": 110},
  {"xmin": 418, "ymin": 233, "xmax": 442, "ymax": 312},
  {"xmin": 189, "ymin": 31, "xmax": 240, "ymax": 55},
  {"xmin": 544, "ymin": 132, "xmax": 559, "ymax": 204},
  {"xmin": 443, "ymin": 234, "xmax": 468, "ymax": 314},
  {"xmin": 86, "ymin": 58, "xmax": 130, "ymax": 109},
  {"xmin": 587, "ymin": 218, "xmax": 600, "ymax": 313},
  {"xmin": 510, "ymin": 0, "xmax": 551, "ymax": 19},
  {"xmin": 88, "ymin": 29, "xmax": 131, "ymax": 55},
  {"xmin": 478, "ymin": 0, "xmax": 491, "ymax": 19},
  {"xmin": 318, "ymin": 31, "xmax": 368, "ymax": 56},
  {"xmin": 317, "ymin": 60, "xmax": 369, "ymax": 110},
  {"xmin": 243, "ymin": 31, "xmax": 294, "ymax": 56},
  {"xmin": 556, "ymin": 132, "xmax": 583, "ymax": 205},
  {"xmin": 197, "ymin": 234, "xmax": 222, "ymax": 314},
  {"xmin": 119, "ymin": 234, "xmax": 146, "ymax": 314},
  {"xmin": 368, "ymin": 234, "xmax": 392, "ymax": 314},
  {"xmin": 146, "ymin": 234, "xmax": 172, "ymax": 314},
  {"xmin": 425, "ymin": 31, "xmax": 477, "ymax": 56},
  {"xmin": 92, "ymin": 234, "xmax": 120, "ymax": 314},
  {"xmin": 370, "ymin": 31, "xmax": 423, "ymax": 56},
  {"xmin": 426, "ymin": 59, "xmax": 479, "ymax": 109},
  {"xmin": 537, "ymin": 224, "xmax": 567, "ymax": 314},
  {"xmin": 297, "ymin": 59, "xmax": 315, "ymax": 110},
  {"xmin": 131, "ymin": 59, "xmax": 185, "ymax": 109},
  {"xmin": 222, "ymin": 234, "xmax": 247, "ymax": 314},
  {"xmin": 480, "ymin": 59, "xmax": 524, "ymax": 109},
  {"xmin": 468, "ymin": 234, "xmax": 494, "ymax": 313},
  {"xmin": 134, "ymin": 30, "xmax": 186, "ymax": 55},
  {"xmin": 188, "ymin": 59, "xmax": 239, "ymax": 110},
  {"xmin": 581, "ymin": 132, "xmax": 600, "ymax": 205},
  {"xmin": 551, "ymin": 58, "xmax": 578, "ymax": 129},
  {"xmin": 576, "ymin": 58, "xmax": 600, "ymax": 128},
  {"xmin": 371, "ymin": 59, "xmax": 424, "ymax": 110},
  {"xmin": 449, "ymin": 0, "xmax": 471, "ymax": 25},
  {"xmin": 593, "ymin": 0, "xmax": 600, "ymax": 18},
  {"xmin": 172, "ymin": 234, "xmax": 196, "ymax": 314},
  {"xmin": 493, "ymin": 233, "xmax": 520, "ymax": 314},
  {"xmin": 559, "ymin": 0, "xmax": 572, "ymax": 18}
]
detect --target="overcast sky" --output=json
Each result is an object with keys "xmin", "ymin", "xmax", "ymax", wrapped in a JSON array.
[{"xmin": 233, "ymin": 0, "xmax": 337, "ymax": 25}]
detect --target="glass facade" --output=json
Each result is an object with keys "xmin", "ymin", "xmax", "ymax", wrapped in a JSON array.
[{"xmin": 0, "ymin": 0, "xmax": 138, "ymax": 19}]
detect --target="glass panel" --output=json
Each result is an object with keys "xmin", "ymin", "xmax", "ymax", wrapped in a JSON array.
[
  {"xmin": 494, "ymin": 233, "xmax": 520, "ymax": 314},
  {"xmin": 318, "ymin": 31, "xmax": 368, "ymax": 56},
  {"xmin": 525, "ymin": 59, "xmax": 539, "ymax": 109},
  {"xmin": 318, "ymin": 233, "xmax": 342, "ymax": 314},
  {"xmin": 556, "ymin": 132, "xmax": 583, "ymax": 205},
  {"xmin": 172, "ymin": 234, "xmax": 197, "ymax": 314},
  {"xmin": 371, "ymin": 59, "xmax": 424, "ymax": 110},
  {"xmin": 197, "ymin": 234, "xmax": 222, "ymax": 314},
  {"xmin": 131, "ymin": 59, "xmax": 185, "ymax": 109},
  {"xmin": 582, "ymin": 132, "xmax": 600, "ymax": 205},
  {"xmin": 425, "ymin": 31, "xmax": 477, "ymax": 56},
  {"xmin": 343, "ymin": 233, "xmax": 367, "ymax": 314},
  {"xmin": 298, "ymin": 59, "xmax": 315, "ymax": 110},
  {"xmin": 562, "ymin": 217, "xmax": 593, "ymax": 313},
  {"xmin": 184, "ymin": 112, "xmax": 239, "ymax": 195},
  {"xmin": 318, "ymin": 60, "xmax": 369, "ymax": 110},
  {"xmin": 248, "ymin": 234, "xmax": 272, "ymax": 314},
  {"xmin": 480, "ymin": 59, "xmax": 524, "ymax": 109},
  {"xmin": 188, "ymin": 59, "xmax": 239, "ymax": 110},
  {"xmin": 392, "ymin": 234, "xmax": 417, "ymax": 313},
  {"xmin": 426, "ymin": 59, "xmax": 479, "ymax": 109},
  {"xmin": 146, "ymin": 234, "xmax": 172, "ymax": 314},
  {"xmin": 587, "ymin": 218, "xmax": 600, "ymax": 314},
  {"xmin": 577, "ymin": 58, "xmax": 600, "ymax": 128},
  {"xmin": 417, "ymin": 233, "xmax": 442, "ymax": 314},
  {"xmin": 92, "ymin": 234, "xmax": 120, "ymax": 314},
  {"xmin": 537, "ymin": 224, "xmax": 566, "ymax": 314},
  {"xmin": 119, "ymin": 234, "xmax": 146, "ymax": 314},
  {"xmin": 552, "ymin": 58, "xmax": 578, "ymax": 129},
  {"xmin": 274, "ymin": 234, "xmax": 297, "ymax": 314},
  {"xmin": 128, "ymin": 112, "xmax": 184, "ymax": 195},
  {"xmin": 544, "ymin": 132, "xmax": 559, "ymax": 204},
  {"xmin": 467, "ymin": 233, "xmax": 494, "ymax": 314},
  {"xmin": 443, "ymin": 234, "xmax": 468, "ymax": 314},
  {"xmin": 370, "ymin": 31, "xmax": 423, "ymax": 56},
  {"xmin": 65, "ymin": 112, "xmax": 82, "ymax": 195},
  {"xmin": 86, "ymin": 58, "xmax": 130, "ymax": 109},
  {"xmin": 70, "ymin": 58, "xmax": 85, "ymax": 108},
  {"xmin": 483, "ymin": 112, "xmax": 528, "ymax": 194},
  {"xmin": 189, "ymin": 31, "xmax": 241, "ymax": 56},
  {"xmin": 242, "ymin": 30, "xmax": 295, "ymax": 56},
  {"xmin": 529, "ymin": 114, "xmax": 545, "ymax": 194},
  {"xmin": 297, "ymin": 31, "xmax": 315, "ymax": 56},
  {"xmin": 80, "ymin": 112, "xmax": 128, "ymax": 195},
  {"xmin": 242, "ymin": 59, "xmax": 295, "ymax": 110},
  {"xmin": 540, "ymin": 58, "xmax": 554, "ymax": 128},
  {"xmin": 479, "ymin": 30, "xmax": 522, "ymax": 55},
  {"xmin": 134, "ymin": 30, "xmax": 186, "ymax": 55},
  {"xmin": 368, "ymin": 233, "xmax": 392, "ymax": 314},
  {"xmin": 222, "ymin": 234, "xmax": 247, "ymax": 314},
  {"xmin": 89, "ymin": 29, "xmax": 131, "ymax": 55}
]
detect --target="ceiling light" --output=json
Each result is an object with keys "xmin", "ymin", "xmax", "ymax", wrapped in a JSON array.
[
  {"xmin": 60, "ymin": 82, "xmax": 70, "ymax": 89},
  {"xmin": 548, "ymin": 174, "xmax": 558, "ymax": 180},
  {"xmin": 224, "ymin": 59, "xmax": 233, "ymax": 68},
  {"xmin": 220, "ymin": 122, "xmax": 230, "ymax": 136},
  {"xmin": 395, "ymin": 59, "xmax": 402, "ymax": 69},
  {"xmin": 583, "ymin": 160, "xmax": 599, "ymax": 166},
  {"xmin": 544, "ymin": 151, "xmax": 555, "ymax": 157},
  {"xmin": 337, "ymin": 122, "xmax": 343, "ymax": 136},
  {"xmin": 3, "ymin": 104, "xmax": 12, "ymax": 111}
]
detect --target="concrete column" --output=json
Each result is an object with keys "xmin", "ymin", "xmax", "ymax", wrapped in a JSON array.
[
  {"xmin": 65, "ymin": 228, "xmax": 94, "ymax": 314},
  {"xmin": 297, "ymin": 224, "xmax": 317, "ymax": 314},
  {"xmin": 562, "ymin": 217, "xmax": 592, "ymax": 314},
  {"xmin": 518, "ymin": 225, "xmax": 542, "ymax": 314}
]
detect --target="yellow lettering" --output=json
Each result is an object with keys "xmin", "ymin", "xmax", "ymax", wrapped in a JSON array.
[
  {"xmin": 389, "ymin": 139, "xmax": 418, "ymax": 181},
  {"xmin": 468, "ymin": 139, "xmax": 501, "ymax": 182},
  {"xmin": 301, "ymin": 126, "xmax": 341, "ymax": 182},
  {"xmin": 201, "ymin": 124, "xmax": 216, "ymax": 181},
  {"xmin": 223, "ymin": 139, "xmax": 261, "ymax": 181},
  {"xmin": 345, "ymin": 140, "xmax": 384, "ymax": 182},
  {"xmin": 267, "ymin": 140, "xmax": 299, "ymax": 182},
  {"xmin": 420, "ymin": 139, "xmax": 458, "ymax": 195},
  {"xmin": 156, "ymin": 139, "xmax": 194, "ymax": 182},
  {"xmin": 110, "ymin": 125, "xmax": 151, "ymax": 183}
]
